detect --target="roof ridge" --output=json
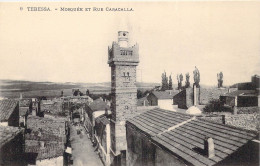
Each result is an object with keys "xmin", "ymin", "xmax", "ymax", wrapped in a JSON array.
[{"xmin": 155, "ymin": 116, "xmax": 196, "ymax": 136}]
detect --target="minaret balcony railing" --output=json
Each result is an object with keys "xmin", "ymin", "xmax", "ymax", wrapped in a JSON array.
[{"xmin": 120, "ymin": 50, "xmax": 133, "ymax": 56}]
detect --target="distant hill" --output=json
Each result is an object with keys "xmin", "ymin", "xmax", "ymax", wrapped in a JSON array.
[{"xmin": 0, "ymin": 79, "xmax": 160, "ymax": 98}]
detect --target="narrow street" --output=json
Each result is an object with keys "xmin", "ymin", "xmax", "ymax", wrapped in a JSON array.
[{"xmin": 70, "ymin": 123, "xmax": 103, "ymax": 166}]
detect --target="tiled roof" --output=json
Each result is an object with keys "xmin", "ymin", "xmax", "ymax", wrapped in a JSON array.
[
  {"xmin": 0, "ymin": 99, "xmax": 18, "ymax": 122},
  {"xmin": 95, "ymin": 114, "xmax": 110, "ymax": 125},
  {"xmin": 25, "ymin": 131, "xmax": 64, "ymax": 142},
  {"xmin": 19, "ymin": 107, "xmax": 29, "ymax": 116},
  {"xmin": 25, "ymin": 143, "xmax": 64, "ymax": 160},
  {"xmin": 127, "ymin": 108, "xmax": 193, "ymax": 137},
  {"xmin": 19, "ymin": 98, "xmax": 32, "ymax": 107},
  {"xmin": 151, "ymin": 91, "xmax": 173, "ymax": 99},
  {"xmin": 88, "ymin": 98, "xmax": 110, "ymax": 111},
  {"xmin": 223, "ymin": 90, "xmax": 256, "ymax": 97},
  {"xmin": 127, "ymin": 109, "xmax": 258, "ymax": 166},
  {"xmin": 0, "ymin": 126, "xmax": 24, "ymax": 148}
]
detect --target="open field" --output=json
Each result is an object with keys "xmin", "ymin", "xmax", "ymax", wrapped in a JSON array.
[{"xmin": 0, "ymin": 80, "xmax": 160, "ymax": 99}]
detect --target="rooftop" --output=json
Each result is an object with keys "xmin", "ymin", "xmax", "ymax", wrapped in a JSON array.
[
  {"xmin": 151, "ymin": 91, "xmax": 174, "ymax": 99},
  {"xmin": 95, "ymin": 114, "xmax": 110, "ymax": 125},
  {"xmin": 0, "ymin": 125, "xmax": 24, "ymax": 148},
  {"xmin": 127, "ymin": 109, "xmax": 259, "ymax": 166},
  {"xmin": 25, "ymin": 144, "xmax": 64, "ymax": 160},
  {"xmin": 127, "ymin": 108, "xmax": 193, "ymax": 137},
  {"xmin": 88, "ymin": 98, "xmax": 110, "ymax": 111},
  {"xmin": 19, "ymin": 107, "xmax": 29, "ymax": 116},
  {"xmin": 0, "ymin": 99, "xmax": 18, "ymax": 122},
  {"xmin": 223, "ymin": 90, "xmax": 257, "ymax": 97},
  {"xmin": 19, "ymin": 98, "xmax": 32, "ymax": 107}
]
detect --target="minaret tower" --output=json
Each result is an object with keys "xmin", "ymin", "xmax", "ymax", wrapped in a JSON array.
[{"xmin": 108, "ymin": 31, "xmax": 139, "ymax": 156}]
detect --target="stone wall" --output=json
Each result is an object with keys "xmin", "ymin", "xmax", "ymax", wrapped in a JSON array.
[
  {"xmin": 126, "ymin": 124, "xmax": 155, "ymax": 166},
  {"xmin": 36, "ymin": 156, "xmax": 63, "ymax": 166},
  {"xmin": 155, "ymin": 147, "xmax": 187, "ymax": 166},
  {"xmin": 236, "ymin": 106, "xmax": 259, "ymax": 114},
  {"xmin": 225, "ymin": 113, "xmax": 259, "ymax": 131},
  {"xmin": 200, "ymin": 110, "xmax": 260, "ymax": 131},
  {"xmin": 199, "ymin": 88, "xmax": 231, "ymax": 105}
]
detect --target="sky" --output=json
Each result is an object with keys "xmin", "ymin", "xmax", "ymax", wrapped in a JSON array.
[{"xmin": 0, "ymin": 1, "xmax": 259, "ymax": 86}]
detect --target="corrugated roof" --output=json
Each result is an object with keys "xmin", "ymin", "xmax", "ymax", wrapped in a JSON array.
[
  {"xmin": 0, "ymin": 126, "xmax": 24, "ymax": 148},
  {"xmin": 151, "ymin": 91, "xmax": 174, "ymax": 99},
  {"xmin": 127, "ymin": 109, "xmax": 258, "ymax": 166},
  {"xmin": 0, "ymin": 99, "xmax": 18, "ymax": 122}
]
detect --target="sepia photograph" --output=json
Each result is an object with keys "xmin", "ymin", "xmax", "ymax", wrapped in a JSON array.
[{"xmin": 0, "ymin": 1, "xmax": 259, "ymax": 166}]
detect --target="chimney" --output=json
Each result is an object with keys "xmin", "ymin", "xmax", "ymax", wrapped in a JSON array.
[
  {"xmin": 20, "ymin": 93, "xmax": 23, "ymax": 99},
  {"xmin": 193, "ymin": 84, "xmax": 197, "ymax": 106},
  {"xmin": 221, "ymin": 115, "xmax": 225, "ymax": 124},
  {"xmin": 204, "ymin": 137, "xmax": 215, "ymax": 158},
  {"xmin": 40, "ymin": 141, "xmax": 45, "ymax": 149},
  {"xmin": 105, "ymin": 108, "xmax": 108, "ymax": 117}
]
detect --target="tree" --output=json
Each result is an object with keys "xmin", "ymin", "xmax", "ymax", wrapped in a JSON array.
[
  {"xmin": 169, "ymin": 75, "xmax": 173, "ymax": 90},
  {"xmin": 185, "ymin": 73, "xmax": 191, "ymax": 88},
  {"xmin": 217, "ymin": 72, "xmax": 223, "ymax": 88},
  {"xmin": 161, "ymin": 71, "xmax": 169, "ymax": 91},
  {"xmin": 177, "ymin": 74, "xmax": 183, "ymax": 90},
  {"xmin": 86, "ymin": 89, "xmax": 90, "ymax": 96},
  {"xmin": 137, "ymin": 90, "xmax": 143, "ymax": 99},
  {"xmin": 193, "ymin": 66, "xmax": 200, "ymax": 88}
]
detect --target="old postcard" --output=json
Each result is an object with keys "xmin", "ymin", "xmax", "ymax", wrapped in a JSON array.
[{"xmin": 0, "ymin": 1, "xmax": 259, "ymax": 166}]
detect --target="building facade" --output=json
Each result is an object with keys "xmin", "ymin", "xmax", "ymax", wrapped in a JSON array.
[{"xmin": 108, "ymin": 31, "xmax": 139, "ymax": 162}]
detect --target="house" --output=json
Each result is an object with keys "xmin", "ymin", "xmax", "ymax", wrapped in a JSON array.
[
  {"xmin": 126, "ymin": 108, "xmax": 259, "ymax": 166},
  {"xmin": 94, "ymin": 114, "xmax": 111, "ymax": 165},
  {"xmin": 25, "ymin": 131, "xmax": 64, "ymax": 166},
  {"xmin": 0, "ymin": 100, "xmax": 19, "ymax": 127},
  {"xmin": 221, "ymin": 75, "xmax": 260, "ymax": 107},
  {"xmin": 19, "ymin": 98, "xmax": 32, "ymax": 127},
  {"xmin": 0, "ymin": 125, "xmax": 25, "ymax": 165},
  {"xmin": 84, "ymin": 98, "xmax": 110, "ymax": 141},
  {"xmin": 25, "ymin": 115, "xmax": 67, "ymax": 166},
  {"xmin": 173, "ymin": 87, "xmax": 236, "ymax": 109},
  {"xmin": 147, "ymin": 91, "xmax": 176, "ymax": 111},
  {"xmin": 220, "ymin": 75, "xmax": 260, "ymax": 113},
  {"xmin": 137, "ymin": 96, "xmax": 149, "ymax": 106}
]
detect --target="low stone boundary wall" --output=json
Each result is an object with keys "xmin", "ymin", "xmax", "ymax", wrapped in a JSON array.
[{"xmin": 200, "ymin": 112, "xmax": 259, "ymax": 131}]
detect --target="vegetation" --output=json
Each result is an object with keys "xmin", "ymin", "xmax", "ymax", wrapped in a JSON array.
[
  {"xmin": 161, "ymin": 72, "xmax": 169, "ymax": 91},
  {"xmin": 185, "ymin": 73, "xmax": 191, "ymax": 88},
  {"xmin": 203, "ymin": 99, "xmax": 232, "ymax": 113},
  {"xmin": 217, "ymin": 72, "xmax": 223, "ymax": 88},
  {"xmin": 88, "ymin": 93, "xmax": 112, "ymax": 101},
  {"xmin": 169, "ymin": 75, "xmax": 173, "ymax": 90},
  {"xmin": 177, "ymin": 74, "xmax": 183, "ymax": 90},
  {"xmin": 137, "ymin": 89, "xmax": 150, "ymax": 99}
]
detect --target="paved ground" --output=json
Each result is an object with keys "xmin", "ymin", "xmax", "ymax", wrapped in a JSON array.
[{"xmin": 70, "ymin": 124, "xmax": 103, "ymax": 166}]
